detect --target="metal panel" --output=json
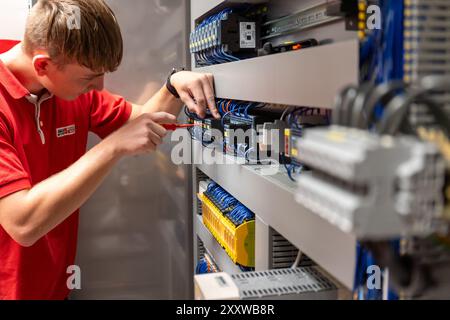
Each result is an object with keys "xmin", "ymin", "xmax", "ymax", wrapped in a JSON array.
[
  {"xmin": 72, "ymin": 0, "xmax": 192, "ymax": 300},
  {"xmin": 194, "ymin": 40, "xmax": 359, "ymax": 108},
  {"xmin": 255, "ymin": 216, "xmax": 270, "ymax": 271},
  {"xmin": 191, "ymin": 0, "xmax": 266, "ymax": 24}
]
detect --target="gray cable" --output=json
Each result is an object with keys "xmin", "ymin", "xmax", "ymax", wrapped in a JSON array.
[
  {"xmin": 362, "ymin": 81, "xmax": 405, "ymax": 130},
  {"xmin": 351, "ymin": 82, "xmax": 376, "ymax": 129},
  {"xmin": 333, "ymin": 86, "xmax": 357, "ymax": 125}
]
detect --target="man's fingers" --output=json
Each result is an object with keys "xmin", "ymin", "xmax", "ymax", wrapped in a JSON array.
[
  {"xmin": 180, "ymin": 91, "xmax": 204, "ymax": 118},
  {"xmin": 149, "ymin": 134, "xmax": 162, "ymax": 146},
  {"xmin": 147, "ymin": 122, "xmax": 167, "ymax": 138},
  {"xmin": 189, "ymin": 84, "xmax": 208, "ymax": 118},
  {"xmin": 150, "ymin": 112, "xmax": 177, "ymax": 124},
  {"xmin": 202, "ymin": 74, "xmax": 219, "ymax": 119}
]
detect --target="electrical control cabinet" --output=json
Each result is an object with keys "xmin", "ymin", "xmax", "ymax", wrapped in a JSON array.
[
  {"xmin": 190, "ymin": 0, "xmax": 450, "ymax": 300},
  {"xmin": 191, "ymin": 0, "xmax": 358, "ymax": 298}
]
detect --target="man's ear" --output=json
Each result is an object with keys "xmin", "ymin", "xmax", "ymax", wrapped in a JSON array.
[{"xmin": 32, "ymin": 55, "xmax": 52, "ymax": 77}]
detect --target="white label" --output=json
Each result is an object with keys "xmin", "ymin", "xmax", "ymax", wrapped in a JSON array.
[
  {"xmin": 56, "ymin": 124, "xmax": 76, "ymax": 138},
  {"xmin": 239, "ymin": 22, "xmax": 256, "ymax": 48}
]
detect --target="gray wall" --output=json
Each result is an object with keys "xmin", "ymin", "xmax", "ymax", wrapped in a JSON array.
[{"xmin": 72, "ymin": 0, "xmax": 192, "ymax": 299}]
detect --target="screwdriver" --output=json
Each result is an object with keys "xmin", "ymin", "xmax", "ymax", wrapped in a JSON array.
[{"xmin": 161, "ymin": 123, "xmax": 202, "ymax": 131}]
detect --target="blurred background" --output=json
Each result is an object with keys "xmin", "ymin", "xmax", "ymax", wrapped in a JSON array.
[{"xmin": 71, "ymin": 0, "xmax": 193, "ymax": 300}]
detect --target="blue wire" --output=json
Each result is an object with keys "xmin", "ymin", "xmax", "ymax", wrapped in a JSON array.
[{"xmin": 206, "ymin": 182, "xmax": 254, "ymax": 226}]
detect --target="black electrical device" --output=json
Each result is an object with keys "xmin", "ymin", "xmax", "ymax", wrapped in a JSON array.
[
  {"xmin": 190, "ymin": 7, "xmax": 263, "ymax": 66},
  {"xmin": 225, "ymin": 111, "xmax": 283, "ymax": 162},
  {"xmin": 224, "ymin": 122, "xmax": 252, "ymax": 156},
  {"xmin": 203, "ymin": 118, "xmax": 224, "ymax": 144},
  {"xmin": 284, "ymin": 128, "xmax": 303, "ymax": 166},
  {"xmin": 325, "ymin": 0, "xmax": 359, "ymax": 31},
  {"xmin": 220, "ymin": 14, "xmax": 260, "ymax": 55},
  {"xmin": 257, "ymin": 39, "xmax": 318, "ymax": 57}
]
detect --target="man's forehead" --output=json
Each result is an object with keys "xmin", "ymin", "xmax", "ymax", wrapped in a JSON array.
[{"xmin": 66, "ymin": 64, "xmax": 104, "ymax": 76}]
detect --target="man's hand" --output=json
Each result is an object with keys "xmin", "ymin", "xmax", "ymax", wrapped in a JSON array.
[
  {"xmin": 104, "ymin": 112, "xmax": 176, "ymax": 157},
  {"xmin": 170, "ymin": 71, "xmax": 220, "ymax": 119}
]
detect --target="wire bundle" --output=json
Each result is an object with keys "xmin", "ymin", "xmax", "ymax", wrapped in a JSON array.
[
  {"xmin": 285, "ymin": 107, "xmax": 320, "ymax": 131},
  {"xmin": 205, "ymin": 182, "xmax": 254, "ymax": 226},
  {"xmin": 217, "ymin": 99, "xmax": 265, "ymax": 126},
  {"xmin": 191, "ymin": 9, "xmax": 241, "ymax": 66},
  {"xmin": 196, "ymin": 255, "xmax": 218, "ymax": 274},
  {"xmin": 333, "ymin": 76, "xmax": 450, "ymax": 136},
  {"xmin": 284, "ymin": 162, "xmax": 303, "ymax": 183}
]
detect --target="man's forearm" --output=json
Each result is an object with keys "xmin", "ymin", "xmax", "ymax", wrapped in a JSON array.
[
  {"xmin": 0, "ymin": 140, "xmax": 120, "ymax": 246},
  {"xmin": 141, "ymin": 85, "xmax": 184, "ymax": 117}
]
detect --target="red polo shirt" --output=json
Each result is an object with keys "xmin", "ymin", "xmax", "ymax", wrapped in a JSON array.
[{"xmin": 0, "ymin": 41, "xmax": 132, "ymax": 300}]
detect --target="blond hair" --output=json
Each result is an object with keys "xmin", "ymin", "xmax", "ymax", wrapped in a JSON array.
[{"xmin": 24, "ymin": 0, "xmax": 123, "ymax": 72}]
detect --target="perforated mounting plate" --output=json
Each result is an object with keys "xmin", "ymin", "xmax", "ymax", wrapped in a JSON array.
[{"xmin": 231, "ymin": 267, "xmax": 337, "ymax": 300}]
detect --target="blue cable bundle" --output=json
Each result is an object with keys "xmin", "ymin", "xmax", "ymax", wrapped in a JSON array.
[
  {"xmin": 226, "ymin": 204, "xmax": 254, "ymax": 226},
  {"xmin": 360, "ymin": 0, "xmax": 404, "ymax": 120},
  {"xmin": 205, "ymin": 182, "xmax": 238, "ymax": 212},
  {"xmin": 192, "ymin": 9, "xmax": 241, "ymax": 66},
  {"xmin": 196, "ymin": 258, "xmax": 209, "ymax": 274},
  {"xmin": 205, "ymin": 182, "xmax": 254, "ymax": 226},
  {"xmin": 355, "ymin": 0, "xmax": 404, "ymax": 300},
  {"xmin": 217, "ymin": 99, "xmax": 264, "ymax": 127},
  {"xmin": 284, "ymin": 162, "xmax": 303, "ymax": 182},
  {"xmin": 196, "ymin": 257, "xmax": 217, "ymax": 274},
  {"xmin": 216, "ymin": 99, "xmax": 265, "ymax": 159},
  {"xmin": 286, "ymin": 107, "xmax": 317, "ymax": 130}
]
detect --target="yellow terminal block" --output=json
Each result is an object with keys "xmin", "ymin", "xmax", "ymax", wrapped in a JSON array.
[
  {"xmin": 198, "ymin": 193, "xmax": 255, "ymax": 268},
  {"xmin": 358, "ymin": 1, "xmax": 366, "ymax": 12},
  {"xmin": 358, "ymin": 12, "xmax": 366, "ymax": 21},
  {"xmin": 285, "ymin": 128, "xmax": 291, "ymax": 137},
  {"xmin": 358, "ymin": 21, "xmax": 366, "ymax": 30}
]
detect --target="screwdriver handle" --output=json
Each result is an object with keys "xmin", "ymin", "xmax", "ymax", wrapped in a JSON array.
[{"xmin": 161, "ymin": 123, "xmax": 200, "ymax": 131}]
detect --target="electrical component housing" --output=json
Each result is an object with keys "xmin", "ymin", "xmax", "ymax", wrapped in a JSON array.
[
  {"xmin": 295, "ymin": 126, "xmax": 445, "ymax": 239},
  {"xmin": 190, "ymin": 9, "xmax": 260, "ymax": 67},
  {"xmin": 194, "ymin": 267, "xmax": 337, "ymax": 300}
]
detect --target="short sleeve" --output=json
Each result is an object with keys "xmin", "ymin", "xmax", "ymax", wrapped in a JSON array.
[
  {"xmin": 0, "ymin": 119, "xmax": 31, "ymax": 199},
  {"xmin": 88, "ymin": 90, "xmax": 132, "ymax": 139}
]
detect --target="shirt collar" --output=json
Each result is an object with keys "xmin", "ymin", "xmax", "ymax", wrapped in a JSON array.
[
  {"xmin": 0, "ymin": 59, "xmax": 30, "ymax": 99},
  {"xmin": 0, "ymin": 59, "xmax": 54, "ymax": 102}
]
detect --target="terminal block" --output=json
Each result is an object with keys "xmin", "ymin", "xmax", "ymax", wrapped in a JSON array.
[
  {"xmin": 194, "ymin": 267, "xmax": 337, "ymax": 300},
  {"xmin": 294, "ymin": 126, "xmax": 445, "ymax": 239}
]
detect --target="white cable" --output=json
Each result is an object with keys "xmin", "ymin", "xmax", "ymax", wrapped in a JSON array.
[{"xmin": 291, "ymin": 250, "xmax": 303, "ymax": 269}]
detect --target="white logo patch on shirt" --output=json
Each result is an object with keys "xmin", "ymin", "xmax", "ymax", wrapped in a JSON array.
[{"xmin": 56, "ymin": 125, "xmax": 76, "ymax": 138}]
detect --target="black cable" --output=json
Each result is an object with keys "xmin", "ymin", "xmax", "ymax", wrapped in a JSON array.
[
  {"xmin": 414, "ymin": 96, "xmax": 450, "ymax": 138},
  {"xmin": 361, "ymin": 81, "xmax": 405, "ymax": 130},
  {"xmin": 379, "ymin": 85, "xmax": 450, "ymax": 136}
]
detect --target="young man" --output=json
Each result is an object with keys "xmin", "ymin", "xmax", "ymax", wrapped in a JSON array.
[{"xmin": 0, "ymin": 0, "xmax": 219, "ymax": 300}]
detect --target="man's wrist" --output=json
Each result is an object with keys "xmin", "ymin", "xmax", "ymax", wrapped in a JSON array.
[{"xmin": 100, "ymin": 137, "xmax": 124, "ymax": 161}]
